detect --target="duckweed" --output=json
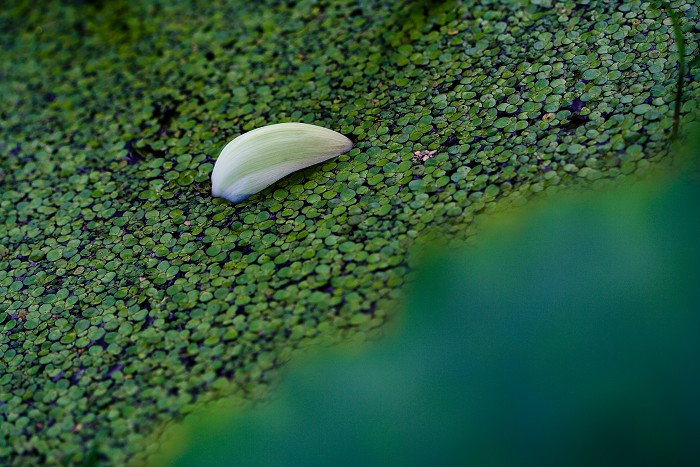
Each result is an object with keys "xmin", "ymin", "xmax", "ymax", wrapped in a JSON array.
[{"xmin": 1, "ymin": 0, "xmax": 698, "ymax": 464}]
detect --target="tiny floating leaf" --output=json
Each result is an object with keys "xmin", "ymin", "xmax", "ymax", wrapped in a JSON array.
[{"xmin": 211, "ymin": 122, "xmax": 353, "ymax": 203}]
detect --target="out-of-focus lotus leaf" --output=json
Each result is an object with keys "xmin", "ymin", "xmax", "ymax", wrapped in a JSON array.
[{"xmin": 155, "ymin": 138, "xmax": 700, "ymax": 466}]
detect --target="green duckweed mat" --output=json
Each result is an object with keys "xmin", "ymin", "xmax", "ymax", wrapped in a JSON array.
[{"xmin": 1, "ymin": 0, "xmax": 698, "ymax": 464}]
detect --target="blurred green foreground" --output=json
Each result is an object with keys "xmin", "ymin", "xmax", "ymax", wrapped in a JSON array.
[{"xmin": 153, "ymin": 137, "xmax": 700, "ymax": 466}]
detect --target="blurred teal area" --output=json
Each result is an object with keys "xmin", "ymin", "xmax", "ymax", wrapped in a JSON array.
[{"xmin": 159, "ymin": 149, "xmax": 700, "ymax": 466}]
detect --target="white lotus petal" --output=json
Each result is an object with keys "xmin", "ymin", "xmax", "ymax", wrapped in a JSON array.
[{"xmin": 211, "ymin": 122, "xmax": 353, "ymax": 203}]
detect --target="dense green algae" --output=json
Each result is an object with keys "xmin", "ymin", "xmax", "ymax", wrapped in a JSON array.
[{"xmin": 0, "ymin": 0, "xmax": 698, "ymax": 464}]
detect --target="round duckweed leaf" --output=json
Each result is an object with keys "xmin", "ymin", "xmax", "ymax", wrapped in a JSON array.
[
  {"xmin": 633, "ymin": 104, "xmax": 653, "ymax": 115},
  {"xmin": 568, "ymin": 144, "xmax": 584, "ymax": 155},
  {"xmin": 46, "ymin": 250, "xmax": 63, "ymax": 262},
  {"xmin": 74, "ymin": 320, "xmax": 90, "ymax": 334}
]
